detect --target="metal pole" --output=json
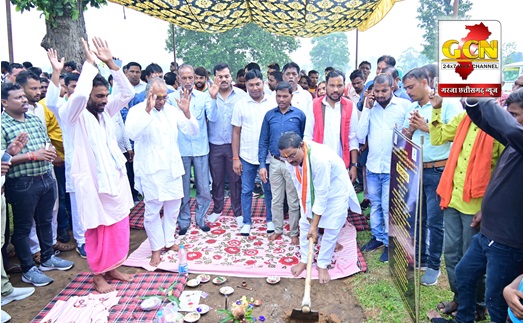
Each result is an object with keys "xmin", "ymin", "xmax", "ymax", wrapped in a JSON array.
[
  {"xmin": 6, "ymin": 0, "xmax": 14, "ymax": 62},
  {"xmin": 453, "ymin": 0, "xmax": 459, "ymax": 18},
  {"xmin": 171, "ymin": 24, "xmax": 177, "ymax": 65},
  {"xmin": 355, "ymin": 29, "xmax": 359, "ymax": 69}
]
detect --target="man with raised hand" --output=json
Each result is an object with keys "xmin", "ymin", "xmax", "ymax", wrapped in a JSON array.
[
  {"xmin": 59, "ymin": 37, "xmax": 135, "ymax": 293},
  {"xmin": 207, "ymin": 63, "xmax": 246, "ymax": 224},
  {"xmin": 126, "ymin": 77, "xmax": 197, "ymax": 267}
]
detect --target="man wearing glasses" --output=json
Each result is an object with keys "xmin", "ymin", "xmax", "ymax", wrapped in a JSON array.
[
  {"xmin": 126, "ymin": 78, "xmax": 198, "ymax": 267},
  {"xmin": 278, "ymin": 131, "xmax": 360, "ymax": 284}
]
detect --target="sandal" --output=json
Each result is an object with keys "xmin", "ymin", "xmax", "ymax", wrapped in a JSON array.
[
  {"xmin": 32, "ymin": 251, "xmax": 41, "ymax": 264},
  {"xmin": 6, "ymin": 263, "xmax": 23, "ymax": 274},
  {"xmin": 53, "ymin": 242, "xmax": 75, "ymax": 252},
  {"xmin": 437, "ymin": 301, "xmax": 458, "ymax": 315}
]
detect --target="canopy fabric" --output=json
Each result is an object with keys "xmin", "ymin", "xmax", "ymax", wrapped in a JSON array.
[{"xmin": 108, "ymin": 0, "xmax": 397, "ymax": 37}]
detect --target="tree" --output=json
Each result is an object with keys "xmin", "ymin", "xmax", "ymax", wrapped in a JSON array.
[
  {"xmin": 417, "ymin": 0, "xmax": 473, "ymax": 62},
  {"xmin": 165, "ymin": 24, "xmax": 299, "ymax": 75},
  {"xmin": 309, "ymin": 33, "xmax": 350, "ymax": 74},
  {"xmin": 397, "ymin": 47, "xmax": 429, "ymax": 74},
  {"xmin": 11, "ymin": 0, "xmax": 107, "ymax": 66},
  {"xmin": 502, "ymin": 41, "xmax": 523, "ymax": 65}
]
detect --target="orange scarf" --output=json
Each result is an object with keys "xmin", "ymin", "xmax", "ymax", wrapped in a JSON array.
[{"xmin": 436, "ymin": 115, "xmax": 494, "ymax": 209}]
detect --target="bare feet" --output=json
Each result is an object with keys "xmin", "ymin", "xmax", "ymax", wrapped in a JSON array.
[
  {"xmin": 268, "ymin": 233, "xmax": 282, "ymax": 241},
  {"xmin": 334, "ymin": 242, "xmax": 344, "ymax": 252},
  {"xmin": 150, "ymin": 250, "xmax": 162, "ymax": 267},
  {"xmin": 168, "ymin": 244, "xmax": 180, "ymax": 252},
  {"xmin": 291, "ymin": 262, "xmax": 307, "ymax": 277},
  {"xmin": 291, "ymin": 236, "xmax": 300, "ymax": 245},
  {"xmin": 93, "ymin": 274, "xmax": 115, "ymax": 293},
  {"xmin": 318, "ymin": 267, "xmax": 331, "ymax": 284},
  {"xmin": 106, "ymin": 268, "xmax": 134, "ymax": 282}
]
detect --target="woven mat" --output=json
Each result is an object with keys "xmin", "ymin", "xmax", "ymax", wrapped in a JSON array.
[
  {"xmin": 347, "ymin": 211, "xmax": 370, "ymax": 232},
  {"xmin": 129, "ymin": 197, "xmax": 266, "ymax": 230},
  {"xmin": 124, "ymin": 216, "xmax": 365, "ymax": 280},
  {"xmin": 31, "ymin": 272, "xmax": 187, "ymax": 323}
]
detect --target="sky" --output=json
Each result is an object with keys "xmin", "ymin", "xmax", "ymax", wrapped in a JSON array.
[{"xmin": 1, "ymin": 0, "xmax": 521, "ymax": 74}]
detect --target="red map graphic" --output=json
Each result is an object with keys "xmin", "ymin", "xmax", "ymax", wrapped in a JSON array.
[{"xmin": 454, "ymin": 22, "xmax": 491, "ymax": 80}]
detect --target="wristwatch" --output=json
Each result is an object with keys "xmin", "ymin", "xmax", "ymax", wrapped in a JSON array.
[{"xmin": 350, "ymin": 163, "xmax": 358, "ymax": 168}]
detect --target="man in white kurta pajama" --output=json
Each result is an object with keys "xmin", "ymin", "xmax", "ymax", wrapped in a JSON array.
[
  {"xmin": 279, "ymin": 132, "xmax": 360, "ymax": 283},
  {"xmin": 126, "ymin": 78, "xmax": 198, "ymax": 267},
  {"xmin": 59, "ymin": 38, "xmax": 135, "ymax": 293}
]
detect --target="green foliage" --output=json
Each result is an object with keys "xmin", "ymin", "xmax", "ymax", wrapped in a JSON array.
[
  {"xmin": 309, "ymin": 33, "xmax": 350, "ymax": 75},
  {"xmin": 165, "ymin": 24, "xmax": 300, "ymax": 76},
  {"xmin": 502, "ymin": 41, "xmax": 523, "ymax": 65},
  {"xmin": 417, "ymin": 0, "xmax": 473, "ymax": 62},
  {"xmin": 10, "ymin": 0, "xmax": 107, "ymax": 27},
  {"xmin": 398, "ymin": 47, "xmax": 430, "ymax": 74}
]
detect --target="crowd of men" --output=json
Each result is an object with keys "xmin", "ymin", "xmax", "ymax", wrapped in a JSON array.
[{"xmin": 1, "ymin": 38, "xmax": 523, "ymax": 323}]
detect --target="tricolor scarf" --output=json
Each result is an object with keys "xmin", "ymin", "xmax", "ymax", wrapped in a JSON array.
[{"xmin": 295, "ymin": 142, "xmax": 315, "ymax": 217}]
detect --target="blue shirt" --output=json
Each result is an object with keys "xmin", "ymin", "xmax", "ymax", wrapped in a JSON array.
[
  {"xmin": 404, "ymin": 98, "xmax": 462, "ymax": 162},
  {"xmin": 258, "ymin": 106, "xmax": 306, "ymax": 168},
  {"xmin": 208, "ymin": 87, "xmax": 247, "ymax": 145},
  {"xmin": 394, "ymin": 87, "xmax": 412, "ymax": 102},
  {"xmin": 168, "ymin": 89, "xmax": 217, "ymax": 156}
]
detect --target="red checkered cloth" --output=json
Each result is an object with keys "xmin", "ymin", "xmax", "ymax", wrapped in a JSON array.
[
  {"xmin": 31, "ymin": 272, "xmax": 187, "ymax": 323},
  {"xmin": 129, "ymin": 197, "xmax": 267, "ymax": 230},
  {"xmin": 347, "ymin": 211, "xmax": 370, "ymax": 232},
  {"xmin": 356, "ymin": 248, "xmax": 367, "ymax": 272}
]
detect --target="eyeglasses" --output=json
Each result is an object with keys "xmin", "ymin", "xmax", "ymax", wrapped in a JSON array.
[{"xmin": 280, "ymin": 149, "xmax": 299, "ymax": 162}]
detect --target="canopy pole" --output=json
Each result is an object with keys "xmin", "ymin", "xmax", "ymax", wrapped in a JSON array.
[
  {"xmin": 453, "ymin": 0, "xmax": 459, "ymax": 18},
  {"xmin": 6, "ymin": 0, "xmax": 14, "ymax": 62},
  {"xmin": 171, "ymin": 24, "xmax": 177, "ymax": 65},
  {"xmin": 355, "ymin": 29, "xmax": 359, "ymax": 70}
]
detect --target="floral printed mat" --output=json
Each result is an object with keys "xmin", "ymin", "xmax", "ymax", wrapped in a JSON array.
[{"xmin": 123, "ymin": 216, "xmax": 363, "ymax": 280}]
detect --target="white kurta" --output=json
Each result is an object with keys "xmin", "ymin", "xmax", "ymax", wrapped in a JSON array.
[
  {"xmin": 303, "ymin": 98, "xmax": 360, "ymax": 158},
  {"xmin": 286, "ymin": 141, "xmax": 361, "ymax": 230},
  {"xmin": 58, "ymin": 62, "xmax": 135, "ymax": 230},
  {"xmin": 125, "ymin": 101, "xmax": 198, "ymax": 201}
]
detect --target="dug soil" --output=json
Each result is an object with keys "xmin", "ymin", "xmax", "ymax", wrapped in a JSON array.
[{"xmin": 3, "ymin": 229, "xmax": 365, "ymax": 322}]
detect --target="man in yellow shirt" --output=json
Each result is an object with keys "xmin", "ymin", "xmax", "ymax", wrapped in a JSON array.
[{"xmin": 426, "ymin": 94, "xmax": 504, "ymax": 319}]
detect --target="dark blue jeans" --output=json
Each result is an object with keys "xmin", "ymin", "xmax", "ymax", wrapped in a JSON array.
[
  {"xmin": 417, "ymin": 166, "xmax": 445, "ymax": 270},
  {"xmin": 240, "ymin": 159, "xmax": 272, "ymax": 225},
  {"xmin": 5, "ymin": 171, "xmax": 56, "ymax": 272},
  {"xmin": 54, "ymin": 165, "xmax": 70, "ymax": 232},
  {"xmin": 455, "ymin": 233, "xmax": 523, "ymax": 323}
]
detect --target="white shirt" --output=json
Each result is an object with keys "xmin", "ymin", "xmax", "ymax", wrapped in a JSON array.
[
  {"xmin": 304, "ymin": 97, "xmax": 359, "ymax": 159},
  {"xmin": 27, "ymin": 102, "xmax": 46, "ymax": 126},
  {"xmin": 291, "ymin": 86, "xmax": 312, "ymax": 112},
  {"xmin": 113, "ymin": 113, "xmax": 132, "ymax": 153},
  {"xmin": 126, "ymin": 102, "xmax": 198, "ymax": 201},
  {"xmin": 286, "ymin": 141, "xmax": 360, "ymax": 229},
  {"xmin": 356, "ymin": 96, "xmax": 410, "ymax": 174},
  {"xmin": 231, "ymin": 94, "xmax": 276, "ymax": 165}
]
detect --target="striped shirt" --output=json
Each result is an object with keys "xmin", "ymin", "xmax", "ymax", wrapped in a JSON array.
[{"xmin": 1, "ymin": 112, "xmax": 52, "ymax": 178}]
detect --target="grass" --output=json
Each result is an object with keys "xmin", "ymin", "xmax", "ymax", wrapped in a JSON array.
[{"xmin": 346, "ymin": 196, "xmax": 489, "ymax": 323}]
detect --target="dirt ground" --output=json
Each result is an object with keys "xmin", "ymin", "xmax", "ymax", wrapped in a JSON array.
[{"xmin": 3, "ymin": 229, "xmax": 365, "ymax": 323}]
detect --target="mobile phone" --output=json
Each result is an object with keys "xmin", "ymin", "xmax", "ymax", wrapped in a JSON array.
[
  {"xmin": 433, "ymin": 76, "xmax": 439, "ymax": 93},
  {"xmin": 45, "ymin": 142, "xmax": 50, "ymax": 150},
  {"xmin": 1, "ymin": 152, "xmax": 12, "ymax": 163}
]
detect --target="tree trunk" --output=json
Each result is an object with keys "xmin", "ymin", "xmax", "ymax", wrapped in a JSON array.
[{"xmin": 40, "ymin": 0, "xmax": 88, "ymax": 70}]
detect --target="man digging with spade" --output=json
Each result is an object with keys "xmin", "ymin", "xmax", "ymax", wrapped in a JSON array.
[{"xmin": 278, "ymin": 131, "xmax": 360, "ymax": 283}]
